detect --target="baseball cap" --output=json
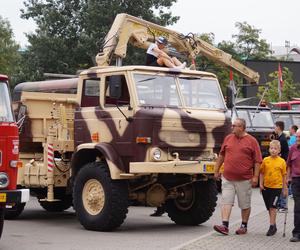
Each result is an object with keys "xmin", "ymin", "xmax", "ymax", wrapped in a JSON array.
[{"xmin": 156, "ymin": 36, "xmax": 168, "ymax": 45}]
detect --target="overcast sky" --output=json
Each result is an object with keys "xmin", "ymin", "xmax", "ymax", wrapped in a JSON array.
[{"xmin": 1, "ymin": 0, "xmax": 299, "ymax": 49}]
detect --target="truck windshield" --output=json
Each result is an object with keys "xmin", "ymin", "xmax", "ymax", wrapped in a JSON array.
[
  {"xmin": 134, "ymin": 74, "xmax": 224, "ymax": 109},
  {"xmin": 134, "ymin": 74, "xmax": 181, "ymax": 107},
  {"xmin": 0, "ymin": 82, "xmax": 14, "ymax": 122},
  {"xmin": 249, "ymin": 110, "xmax": 274, "ymax": 127},
  {"xmin": 234, "ymin": 109, "xmax": 274, "ymax": 128},
  {"xmin": 272, "ymin": 113, "xmax": 292, "ymax": 129},
  {"xmin": 292, "ymin": 104, "xmax": 300, "ymax": 110},
  {"xmin": 178, "ymin": 77, "xmax": 225, "ymax": 109}
]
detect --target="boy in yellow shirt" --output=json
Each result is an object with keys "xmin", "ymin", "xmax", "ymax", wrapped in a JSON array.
[{"xmin": 260, "ymin": 140, "xmax": 288, "ymax": 236}]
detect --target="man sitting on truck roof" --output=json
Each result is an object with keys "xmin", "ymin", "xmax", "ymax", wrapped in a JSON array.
[{"xmin": 146, "ymin": 36, "xmax": 186, "ymax": 69}]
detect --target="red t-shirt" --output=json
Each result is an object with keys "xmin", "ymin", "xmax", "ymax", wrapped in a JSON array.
[{"xmin": 220, "ymin": 133, "xmax": 262, "ymax": 181}]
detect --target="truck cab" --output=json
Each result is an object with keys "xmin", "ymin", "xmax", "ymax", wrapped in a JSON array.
[{"xmin": 0, "ymin": 74, "xmax": 29, "ymax": 237}]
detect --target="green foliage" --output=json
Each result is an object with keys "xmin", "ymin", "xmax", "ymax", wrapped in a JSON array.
[
  {"xmin": 194, "ymin": 22, "xmax": 271, "ymax": 96},
  {"xmin": 19, "ymin": 0, "xmax": 179, "ymax": 79},
  {"xmin": 257, "ymin": 67, "xmax": 300, "ymax": 102},
  {"xmin": 0, "ymin": 16, "xmax": 21, "ymax": 85},
  {"xmin": 233, "ymin": 22, "xmax": 271, "ymax": 60}
]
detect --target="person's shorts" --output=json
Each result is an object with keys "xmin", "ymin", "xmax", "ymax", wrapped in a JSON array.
[
  {"xmin": 262, "ymin": 187, "xmax": 281, "ymax": 210},
  {"xmin": 146, "ymin": 54, "xmax": 160, "ymax": 66},
  {"xmin": 221, "ymin": 176, "xmax": 252, "ymax": 209}
]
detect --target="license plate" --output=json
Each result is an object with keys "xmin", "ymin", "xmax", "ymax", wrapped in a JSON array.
[
  {"xmin": 203, "ymin": 164, "xmax": 214, "ymax": 173},
  {"xmin": 0, "ymin": 193, "xmax": 6, "ymax": 202},
  {"xmin": 261, "ymin": 141, "xmax": 270, "ymax": 146}
]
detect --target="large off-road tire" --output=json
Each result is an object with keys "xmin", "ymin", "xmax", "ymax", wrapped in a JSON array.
[
  {"xmin": 0, "ymin": 207, "xmax": 4, "ymax": 238},
  {"xmin": 166, "ymin": 179, "xmax": 218, "ymax": 225},
  {"xmin": 73, "ymin": 161, "xmax": 129, "ymax": 231},
  {"xmin": 38, "ymin": 195, "xmax": 72, "ymax": 212},
  {"xmin": 4, "ymin": 202, "xmax": 26, "ymax": 220}
]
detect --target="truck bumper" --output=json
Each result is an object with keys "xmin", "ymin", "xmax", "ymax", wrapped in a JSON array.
[
  {"xmin": 0, "ymin": 189, "xmax": 30, "ymax": 205},
  {"xmin": 129, "ymin": 160, "xmax": 215, "ymax": 174}
]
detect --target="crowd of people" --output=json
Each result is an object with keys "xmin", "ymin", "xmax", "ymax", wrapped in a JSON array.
[{"xmin": 213, "ymin": 118, "xmax": 300, "ymax": 242}]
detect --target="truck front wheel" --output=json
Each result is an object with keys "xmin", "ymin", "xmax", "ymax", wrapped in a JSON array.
[
  {"xmin": 166, "ymin": 179, "xmax": 217, "ymax": 225},
  {"xmin": 0, "ymin": 207, "xmax": 4, "ymax": 238},
  {"xmin": 4, "ymin": 202, "xmax": 26, "ymax": 220},
  {"xmin": 73, "ymin": 161, "xmax": 129, "ymax": 231}
]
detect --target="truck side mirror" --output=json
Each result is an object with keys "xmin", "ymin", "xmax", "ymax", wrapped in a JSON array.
[
  {"xmin": 109, "ymin": 75, "xmax": 122, "ymax": 99},
  {"xmin": 226, "ymin": 86, "xmax": 234, "ymax": 109}
]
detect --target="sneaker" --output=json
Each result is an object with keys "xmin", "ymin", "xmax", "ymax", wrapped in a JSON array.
[
  {"xmin": 278, "ymin": 208, "xmax": 288, "ymax": 213},
  {"xmin": 213, "ymin": 224, "xmax": 229, "ymax": 235},
  {"xmin": 235, "ymin": 227, "xmax": 247, "ymax": 235},
  {"xmin": 290, "ymin": 236, "xmax": 300, "ymax": 242},
  {"xmin": 266, "ymin": 225, "xmax": 277, "ymax": 236}
]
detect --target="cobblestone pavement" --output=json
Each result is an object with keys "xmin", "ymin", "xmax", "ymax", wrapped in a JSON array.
[{"xmin": 175, "ymin": 198, "xmax": 299, "ymax": 250}]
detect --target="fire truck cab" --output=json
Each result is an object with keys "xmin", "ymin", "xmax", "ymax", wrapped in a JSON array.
[{"xmin": 0, "ymin": 74, "xmax": 29, "ymax": 237}]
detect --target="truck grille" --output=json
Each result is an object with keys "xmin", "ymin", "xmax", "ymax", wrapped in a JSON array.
[{"xmin": 159, "ymin": 131, "xmax": 200, "ymax": 146}]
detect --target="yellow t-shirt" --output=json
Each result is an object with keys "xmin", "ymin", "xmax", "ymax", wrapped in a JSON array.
[{"xmin": 260, "ymin": 156, "xmax": 287, "ymax": 188}]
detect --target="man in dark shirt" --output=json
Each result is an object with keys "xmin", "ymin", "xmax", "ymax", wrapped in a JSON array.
[
  {"xmin": 274, "ymin": 121, "xmax": 289, "ymax": 211},
  {"xmin": 275, "ymin": 121, "xmax": 289, "ymax": 161}
]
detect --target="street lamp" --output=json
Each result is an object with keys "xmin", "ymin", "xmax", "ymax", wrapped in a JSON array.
[{"xmin": 285, "ymin": 40, "xmax": 290, "ymax": 60}]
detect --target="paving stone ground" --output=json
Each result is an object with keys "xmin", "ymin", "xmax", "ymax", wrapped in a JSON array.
[{"xmin": 175, "ymin": 198, "xmax": 299, "ymax": 250}]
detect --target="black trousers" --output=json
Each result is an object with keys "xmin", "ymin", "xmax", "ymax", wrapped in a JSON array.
[{"xmin": 292, "ymin": 177, "xmax": 300, "ymax": 237}]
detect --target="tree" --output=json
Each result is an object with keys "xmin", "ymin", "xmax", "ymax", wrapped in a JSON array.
[
  {"xmin": 257, "ymin": 67, "xmax": 300, "ymax": 103},
  {"xmin": 233, "ymin": 22, "xmax": 272, "ymax": 60},
  {"xmin": 0, "ymin": 16, "xmax": 21, "ymax": 84},
  {"xmin": 20, "ymin": 0, "xmax": 179, "ymax": 79}
]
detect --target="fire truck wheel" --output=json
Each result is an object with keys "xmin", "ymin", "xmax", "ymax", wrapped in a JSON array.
[
  {"xmin": 38, "ymin": 195, "xmax": 72, "ymax": 212},
  {"xmin": 73, "ymin": 161, "xmax": 129, "ymax": 231},
  {"xmin": 4, "ymin": 202, "xmax": 26, "ymax": 220},
  {"xmin": 0, "ymin": 207, "xmax": 4, "ymax": 238},
  {"xmin": 165, "ymin": 179, "xmax": 217, "ymax": 225}
]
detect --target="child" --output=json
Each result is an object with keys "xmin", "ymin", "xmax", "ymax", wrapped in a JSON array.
[{"xmin": 260, "ymin": 140, "xmax": 288, "ymax": 236}]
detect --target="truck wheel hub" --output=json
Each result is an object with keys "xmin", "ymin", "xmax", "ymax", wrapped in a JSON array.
[{"xmin": 82, "ymin": 179, "xmax": 105, "ymax": 215}]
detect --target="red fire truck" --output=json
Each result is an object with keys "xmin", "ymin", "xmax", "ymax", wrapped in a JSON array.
[
  {"xmin": 0, "ymin": 74, "xmax": 29, "ymax": 237},
  {"xmin": 272, "ymin": 100, "xmax": 300, "ymax": 110}
]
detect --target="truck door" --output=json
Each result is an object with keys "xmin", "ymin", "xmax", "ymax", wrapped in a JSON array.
[{"xmin": 100, "ymin": 74, "xmax": 134, "ymax": 172}]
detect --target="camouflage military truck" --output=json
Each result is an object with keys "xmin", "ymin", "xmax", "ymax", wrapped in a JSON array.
[{"xmin": 11, "ymin": 13, "xmax": 259, "ymax": 231}]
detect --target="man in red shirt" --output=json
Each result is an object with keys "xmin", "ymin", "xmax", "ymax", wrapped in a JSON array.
[
  {"xmin": 287, "ymin": 129, "xmax": 300, "ymax": 242},
  {"xmin": 213, "ymin": 118, "xmax": 262, "ymax": 235}
]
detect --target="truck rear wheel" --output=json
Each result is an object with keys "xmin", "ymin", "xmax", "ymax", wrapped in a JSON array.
[
  {"xmin": 4, "ymin": 202, "xmax": 26, "ymax": 220},
  {"xmin": 73, "ymin": 161, "xmax": 129, "ymax": 231},
  {"xmin": 165, "ymin": 179, "xmax": 217, "ymax": 225},
  {"xmin": 38, "ymin": 196, "xmax": 72, "ymax": 212}
]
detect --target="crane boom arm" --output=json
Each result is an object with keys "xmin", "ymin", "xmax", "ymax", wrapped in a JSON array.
[{"xmin": 96, "ymin": 13, "xmax": 259, "ymax": 84}]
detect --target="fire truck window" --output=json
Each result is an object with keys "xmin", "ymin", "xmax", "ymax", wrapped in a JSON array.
[
  {"xmin": 81, "ymin": 78, "xmax": 100, "ymax": 107},
  {"xmin": 105, "ymin": 75, "xmax": 130, "ymax": 107}
]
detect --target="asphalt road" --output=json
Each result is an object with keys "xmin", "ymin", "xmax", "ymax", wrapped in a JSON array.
[{"xmin": 0, "ymin": 188, "xmax": 266, "ymax": 250}]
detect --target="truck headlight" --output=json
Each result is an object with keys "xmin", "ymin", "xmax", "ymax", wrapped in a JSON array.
[
  {"xmin": 0, "ymin": 172, "xmax": 9, "ymax": 189},
  {"xmin": 152, "ymin": 148, "xmax": 161, "ymax": 161}
]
